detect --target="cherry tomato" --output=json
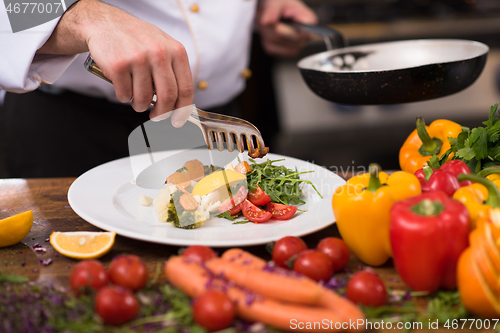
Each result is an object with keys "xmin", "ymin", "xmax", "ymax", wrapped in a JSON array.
[
  {"xmin": 317, "ymin": 237, "xmax": 350, "ymax": 272},
  {"xmin": 346, "ymin": 271, "xmax": 387, "ymax": 307},
  {"xmin": 272, "ymin": 236, "xmax": 308, "ymax": 268},
  {"xmin": 108, "ymin": 255, "xmax": 148, "ymax": 291},
  {"xmin": 70, "ymin": 260, "xmax": 108, "ymax": 294},
  {"xmin": 293, "ymin": 250, "xmax": 334, "ymax": 282},
  {"xmin": 266, "ymin": 202, "xmax": 298, "ymax": 220},
  {"xmin": 192, "ymin": 290, "xmax": 236, "ymax": 332},
  {"xmin": 95, "ymin": 286, "xmax": 139, "ymax": 325},
  {"xmin": 248, "ymin": 185, "xmax": 271, "ymax": 206},
  {"xmin": 181, "ymin": 245, "xmax": 218, "ymax": 264},
  {"xmin": 218, "ymin": 186, "xmax": 248, "ymax": 215},
  {"xmin": 241, "ymin": 199, "xmax": 272, "ymax": 223}
]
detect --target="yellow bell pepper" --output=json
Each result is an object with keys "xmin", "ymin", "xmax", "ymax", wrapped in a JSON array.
[
  {"xmin": 332, "ymin": 164, "xmax": 421, "ymax": 266},
  {"xmin": 399, "ymin": 117, "xmax": 462, "ymax": 174},
  {"xmin": 454, "ymin": 174, "xmax": 500, "ymax": 229}
]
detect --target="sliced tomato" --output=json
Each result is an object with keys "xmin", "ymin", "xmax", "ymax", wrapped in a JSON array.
[
  {"xmin": 248, "ymin": 185, "xmax": 272, "ymax": 206},
  {"xmin": 266, "ymin": 202, "xmax": 298, "ymax": 220},
  {"xmin": 218, "ymin": 186, "xmax": 247, "ymax": 215},
  {"xmin": 241, "ymin": 199, "xmax": 272, "ymax": 223}
]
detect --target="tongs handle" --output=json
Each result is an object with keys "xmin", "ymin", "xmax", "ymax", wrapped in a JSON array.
[{"xmin": 280, "ymin": 19, "xmax": 347, "ymax": 50}]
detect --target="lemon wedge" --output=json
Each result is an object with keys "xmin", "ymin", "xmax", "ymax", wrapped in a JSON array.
[
  {"xmin": 192, "ymin": 169, "xmax": 246, "ymax": 198},
  {"xmin": 0, "ymin": 210, "xmax": 33, "ymax": 248},
  {"xmin": 50, "ymin": 231, "xmax": 116, "ymax": 259}
]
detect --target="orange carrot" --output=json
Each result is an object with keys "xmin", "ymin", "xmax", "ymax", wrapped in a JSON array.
[
  {"xmin": 183, "ymin": 159, "xmax": 205, "ymax": 181},
  {"xmin": 221, "ymin": 248, "xmax": 267, "ymax": 269},
  {"xmin": 166, "ymin": 172, "xmax": 191, "ymax": 188},
  {"xmin": 205, "ymin": 258, "xmax": 323, "ymax": 305},
  {"xmin": 165, "ymin": 256, "xmax": 365, "ymax": 333}
]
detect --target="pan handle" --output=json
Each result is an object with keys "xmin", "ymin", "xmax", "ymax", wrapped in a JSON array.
[{"xmin": 280, "ymin": 19, "xmax": 347, "ymax": 50}]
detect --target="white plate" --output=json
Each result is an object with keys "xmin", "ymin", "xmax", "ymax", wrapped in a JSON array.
[{"xmin": 68, "ymin": 150, "xmax": 345, "ymax": 247}]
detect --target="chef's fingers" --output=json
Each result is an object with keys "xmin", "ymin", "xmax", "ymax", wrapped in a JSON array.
[
  {"xmin": 281, "ymin": 1, "xmax": 318, "ymax": 25},
  {"xmin": 130, "ymin": 64, "xmax": 155, "ymax": 112},
  {"xmin": 260, "ymin": 0, "xmax": 318, "ymax": 26},
  {"xmin": 171, "ymin": 104, "xmax": 194, "ymax": 128},
  {"xmin": 268, "ymin": 23, "xmax": 311, "ymax": 43},
  {"xmin": 262, "ymin": 41, "xmax": 306, "ymax": 58},
  {"xmin": 149, "ymin": 62, "xmax": 178, "ymax": 120},
  {"xmin": 171, "ymin": 46, "xmax": 194, "ymax": 111},
  {"xmin": 259, "ymin": 0, "xmax": 282, "ymax": 26},
  {"xmin": 111, "ymin": 68, "xmax": 133, "ymax": 103}
]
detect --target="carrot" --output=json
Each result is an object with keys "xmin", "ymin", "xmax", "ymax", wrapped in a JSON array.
[
  {"xmin": 317, "ymin": 288, "xmax": 366, "ymax": 325},
  {"xmin": 205, "ymin": 258, "xmax": 323, "ymax": 305},
  {"xmin": 165, "ymin": 256, "xmax": 365, "ymax": 333},
  {"xmin": 226, "ymin": 286, "xmax": 352, "ymax": 333},
  {"xmin": 183, "ymin": 159, "xmax": 205, "ymax": 181},
  {"xmin": 221, "ymin": 248, "xmax": 267, "ymax": 269},
  {"xmin": 166, "ymin": 172, "xmax": 191, "ymax": 188},
  {"xmin": 179, "ymin": 193, "xmax": 198, "ymax": 211}
]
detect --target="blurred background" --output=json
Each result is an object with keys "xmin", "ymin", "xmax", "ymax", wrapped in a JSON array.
[
  {"xmin": 1, "ymin": 0, "xmax": 500, "ymax": 177},
  {"xmin": 238, "ymin": 0, "xmax": 500, "ymax": 173}
]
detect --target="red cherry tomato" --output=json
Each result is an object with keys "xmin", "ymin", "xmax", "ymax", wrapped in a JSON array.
[
  {"xmin": 293, "ymin": 250, "xmax": 334, "ymax": 282},
  {"xmin": 192, "ymin": 290, "xmax": 236, "ymax": 332},
  {"xmin": 346, "ymin": 271, "xmax": 387, "ymax": 307},
  {"xmin": 108, "ymin": 255, "xmax": 148, "ymax": 292},
  {"xmin": 70, "ymin": 260, "xmax": 108, "ymax": 294},
  {"xmin": 248, "ymin": 186, "xmax": 271, "ymax": 206},
  {"xmin": 266, "ymin": 202, "xmax": 298, "ymax": 220},
  {"xmin": 317, "ymin": 237, "xmax": 350, "ymax": 272},
  {"xmin": 95, "ymin": 286, "xmax": 139, "ymax": 325},
  {"xmin": 218, "ymin": 186, "xmax": 248, "ymax": 215},
  {"xmin": 272, "ymin": 236, "xmax": 307, "ymax": 268},
  {"xmin": 241, "ymin": 199, "xmax": 272, "ymax": 223},
  {"xmin": 182, "ymin": 245, "xmax": 218, "ymax": 264}
]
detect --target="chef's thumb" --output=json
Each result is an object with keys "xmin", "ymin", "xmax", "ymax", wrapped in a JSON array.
[{"xmin": 171, "ymin": 104, "xmax": 195, "ymax": 128}]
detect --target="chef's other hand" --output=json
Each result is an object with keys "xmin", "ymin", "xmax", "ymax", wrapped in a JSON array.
[
  {"xmin": 258, "ymin": 0, "xmax": 318, "ymax": 58},
  {"xmin": 37, "ymin": 0, "xmax": 194, "ymax": 121}
]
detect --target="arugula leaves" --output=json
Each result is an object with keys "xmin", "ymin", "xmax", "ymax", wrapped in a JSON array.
[
  {"xmin": 433, "ymin": 103, "xmax": 500, "ymax": 173},
  {"xmin": 246, "ymin": 158, "xmax": 322, "ymax": 205}
]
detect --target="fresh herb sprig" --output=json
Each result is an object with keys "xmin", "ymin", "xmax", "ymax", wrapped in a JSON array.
[
  {"xmin": 431, "ymin": 103, "xmax": 500, "ymax": 173},
  {"xmin": 246, "ymin": 158, "xmax": 322, "ymax": 205}
]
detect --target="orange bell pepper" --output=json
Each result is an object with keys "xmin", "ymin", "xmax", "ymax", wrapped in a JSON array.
[
  {"xmin": 457, "ymin": 208, "xmax": 500, "ymax": 318},
  {"xmin": 454, "ymin": 173, "xmax": 500, "ymax": 228},
  {"xmin": 399, "ymin": 117, "xmax": 462, "ymax": 174}
]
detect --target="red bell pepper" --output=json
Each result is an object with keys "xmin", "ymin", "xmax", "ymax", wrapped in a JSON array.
[
  {"xmin": 414, "ymin": 160, "xmax": 472, "ymax": 196},
  {"xmin": 390, "ymin": 192, "xmax": 470, "ymax": 292}
]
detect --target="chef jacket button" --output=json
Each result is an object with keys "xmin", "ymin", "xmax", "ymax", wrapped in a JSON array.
[
  {"xmin": 240, "ymin": 68, "xmax": 252, "ymax": 79},
  {"xmin": 190, "ymin": 4, "xmax": 199, "ymax": 12},
  {"xmin": 197, "ymin": 80, "xmax": 208, "ymax": 90}
]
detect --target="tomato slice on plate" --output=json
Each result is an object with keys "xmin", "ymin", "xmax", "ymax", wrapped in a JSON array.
[
  {"xmin": 248, "ymin": 186, "xmax": 272, "ymax": 206},
  {"xmin": 241, "ymin": 199, "xmax": 272, "ymax": 223},
  {"xmin": 266, "ymin": 202, "xmax": 298, "ymax": 220},
  {"xmin": 218, "ymin": 186, "xmax": 248, "ymax": 215}
]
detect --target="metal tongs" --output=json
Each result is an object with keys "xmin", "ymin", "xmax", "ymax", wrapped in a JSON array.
[{"xmin": 84, "ymin": 55, "xmax": 268, "ymax": 157}]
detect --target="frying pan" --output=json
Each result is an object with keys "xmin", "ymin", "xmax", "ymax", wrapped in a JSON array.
[{"xmin": 290, "ymin": 22, "xmax": 489, "ymax": 105}]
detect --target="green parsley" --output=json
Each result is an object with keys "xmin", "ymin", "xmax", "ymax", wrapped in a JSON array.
[{"xmin": 432, "ymin": 103, "xmax": 500, "ymax": 173}]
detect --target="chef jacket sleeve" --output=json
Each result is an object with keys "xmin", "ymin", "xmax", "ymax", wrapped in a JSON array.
[{"xmin": 0, "ymin": 10, "xmax": 78, "ymax": 93}]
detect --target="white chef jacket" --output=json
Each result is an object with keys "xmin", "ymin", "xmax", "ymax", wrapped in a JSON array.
[{"xmin": 0, "ymin": 0, "xmax": 257, "ymax": 109}]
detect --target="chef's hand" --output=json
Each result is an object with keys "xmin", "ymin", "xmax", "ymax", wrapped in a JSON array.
[
  {"xmin": 36, "ymin": 0, "xmax": 194, "ymax": 123},
  {"xmin": 258, "ymin": 0, "xmax": 318, "ymax": 58}
]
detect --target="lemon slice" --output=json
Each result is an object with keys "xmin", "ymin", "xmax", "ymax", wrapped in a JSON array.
[
  {"xmin": 50, "ymin": 231, "xmax": 116, "ymax": 259},
  {"xmin": 0, "ymin": 210, "xmax": 33, "ymax": 248},
  {"xmin": 192, "ymin": 170, "xmax": 246, "ymax": 197}
]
